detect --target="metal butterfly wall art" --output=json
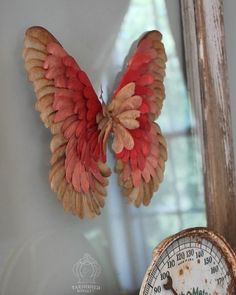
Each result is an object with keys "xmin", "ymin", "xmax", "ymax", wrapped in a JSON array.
[{"xmin": 23, "ymin": 26, "xmax": 167, "ymax": 218}]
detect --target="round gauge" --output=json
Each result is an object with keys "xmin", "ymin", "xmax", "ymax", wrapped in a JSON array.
[{"xmin": 140, "ymin": 227, "xmax": 236, "ymax": 295}]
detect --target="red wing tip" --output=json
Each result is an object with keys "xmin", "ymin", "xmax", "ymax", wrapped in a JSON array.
[
  {"xmin": 144, "ymin": 30, "xmax": 162, "ymax": 38},
  {"xmin": 138, "ymin": 30, "xmax": 163, "ymax": 45},
  {"xmin": 26, "ymin": 26, "xmax": 48, "ymax": 34},
  {"xmin": 25, "ymin": 26, "xmax": 60, "ymax": 44}
]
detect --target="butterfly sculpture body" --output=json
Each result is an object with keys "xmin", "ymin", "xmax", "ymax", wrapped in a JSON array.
[{"xmin": 23, "ymin": 27, "xmax": 167, "ymax": 218}]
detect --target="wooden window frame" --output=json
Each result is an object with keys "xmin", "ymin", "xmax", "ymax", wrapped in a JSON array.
[{"xmin": 180, "ymin": 0, "xmax": 236, "ymax": 250}]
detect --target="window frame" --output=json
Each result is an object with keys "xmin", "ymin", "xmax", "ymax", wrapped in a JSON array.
[{"xmin": 180, "ymin": 0, "xmax": 236, "ymax": 250}]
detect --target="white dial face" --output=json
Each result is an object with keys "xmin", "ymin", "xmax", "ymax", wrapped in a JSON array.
[{"xmin": 142, "ymin": 235, "xmax": 234, "ymax": 295}]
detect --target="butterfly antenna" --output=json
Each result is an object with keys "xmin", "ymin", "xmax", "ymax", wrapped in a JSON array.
[
  {"xmin": 99, "ymin": 85, "xmax": 109, "ymax": 117},
  {"xmin": 99, "ymin": 85, "xmax": 104, "ymax": 104}
]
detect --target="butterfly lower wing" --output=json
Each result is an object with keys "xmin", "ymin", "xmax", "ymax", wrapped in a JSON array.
[
  {"xmin": 110, "ymin": 31, "xmax": 167, "ymax": 206},
  {"xmin": 23, "ymin": 26, "xmax": 111, "ymax": 218}
]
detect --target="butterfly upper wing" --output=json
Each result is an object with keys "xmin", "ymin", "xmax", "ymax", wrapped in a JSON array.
[
  {"xmin": 109, "ymin": 30, "xmax": 167, "ymax": 206},
  {"xmin": 23, "ymin": 26, "xmax": 111, "ymax": 218}
]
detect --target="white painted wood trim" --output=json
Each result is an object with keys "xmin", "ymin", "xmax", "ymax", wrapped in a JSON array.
[{"xmin": 181, "ymin": 0, "xmax": 236, "ymax": 250}]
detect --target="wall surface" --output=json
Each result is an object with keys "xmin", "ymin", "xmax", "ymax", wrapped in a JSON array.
[
  {"xmin": 0, "ymin": 0, "xmax": 207, "ymax": 294},
  {"xmin": 224, "ymin": 0, "xmax": 236, "ymax": 165}
]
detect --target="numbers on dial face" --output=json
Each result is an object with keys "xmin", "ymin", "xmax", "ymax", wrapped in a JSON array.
[{"xmin": 143, "ymin": 236, "xmax": 232, "ymax": 295}]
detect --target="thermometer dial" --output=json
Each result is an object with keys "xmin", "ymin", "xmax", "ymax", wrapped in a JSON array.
[{"xmin": 140, "ymin": 228, "xmax": 236, "ymax": 295}]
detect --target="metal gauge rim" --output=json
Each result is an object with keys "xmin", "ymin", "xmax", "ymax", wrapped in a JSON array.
[{"xmin": 139, "ymin": 227, "xmax": 236, "ymax": 294}]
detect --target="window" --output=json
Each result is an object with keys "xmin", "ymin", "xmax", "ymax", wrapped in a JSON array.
[{"xmin": 101, "ymin": 0, "xmax": 206, "ymax": 291}]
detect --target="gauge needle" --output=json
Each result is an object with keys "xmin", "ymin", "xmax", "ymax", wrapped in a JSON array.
[{"xmin": 163, "ymin": 275, "xmax": 178, "ymax": 295}]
